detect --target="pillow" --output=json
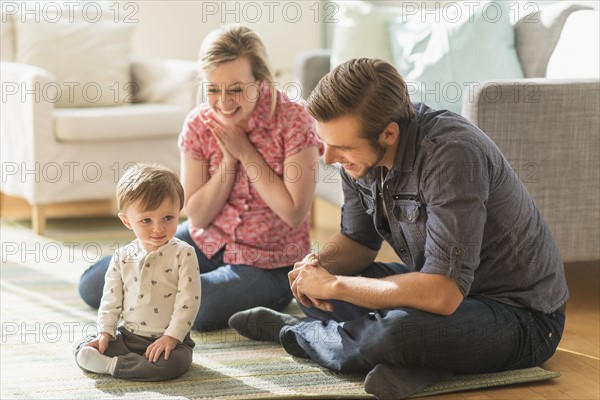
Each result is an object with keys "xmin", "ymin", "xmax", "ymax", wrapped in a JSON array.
[
  {"xmin": 0, "ymin": 11, "xmax": 15, "ymax": 61},
  {"xmin": 515, "ymin": 2, "xmax": 593, "ymax": 78},
  {"xmin": 14, "ymin": 15, "xmax": 134, "ymax": 107},
  {"xmin": 546, "ymin": 10, "xmax": 600, "ymax": 79},
  {"xmin": 389, "ymin": 1, "xmax": 524, "ymax": 114},
  {"xmin": 131, "ymin": 59, "xmax": 199, "ymax": 109},
  {"xmin": 330, "ymin": 0, "xmax": 404, "ymax": 69}
]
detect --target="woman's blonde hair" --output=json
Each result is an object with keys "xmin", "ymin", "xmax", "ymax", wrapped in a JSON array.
[
  {"xmin": 198, "ymin": 24, "xmax": 277, "ymax": 118},
  {"xmin": 307, "ymin": 58, "xmax": 415, "ymax": 146}
]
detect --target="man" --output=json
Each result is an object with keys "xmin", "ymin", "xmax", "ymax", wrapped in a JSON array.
[{"xmin": 229, "ymin": 58, "xmax": 568, "ymax": 399}]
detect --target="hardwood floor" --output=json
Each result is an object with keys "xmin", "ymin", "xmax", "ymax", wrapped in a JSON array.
[
  {"xmin": 311, "ymin": 198, "xmax": 600, "ymax": 400},
  {"xmin": 2, "ymin": 195, "xmax": 599, "ymax": 399}
]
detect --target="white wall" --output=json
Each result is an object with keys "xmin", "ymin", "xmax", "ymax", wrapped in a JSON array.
[{"xmin": 126, "ymin": 1, "xmax": 324, "ymax": 85}]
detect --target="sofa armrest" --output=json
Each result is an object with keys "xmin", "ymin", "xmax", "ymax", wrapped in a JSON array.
[
  {"xmin": 294, "ymin": 49, "xmax": 331, "ymax": 100},
  {"xmin": 1, "ymin": 62, "xmax": 56, "ymax": 202},
  {"xmin": 131, "ymin": 59, "xmax": 199, "ymax": 111},
  {"xmin": 463, "ymin": 78, "xmax": 600, "ymax": 262}
]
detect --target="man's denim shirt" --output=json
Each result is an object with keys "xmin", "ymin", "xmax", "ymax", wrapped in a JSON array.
[{"xmin": 340, "ymin": 103, "xmax": 569, "ymax": 313}]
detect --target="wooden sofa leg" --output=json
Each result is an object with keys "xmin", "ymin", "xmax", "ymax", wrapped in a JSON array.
[{"xmin": 32, "ymin": 205, "xmax": 46, "ymax": 235}]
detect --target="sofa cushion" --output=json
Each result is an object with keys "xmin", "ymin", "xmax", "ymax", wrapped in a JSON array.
[
  {"xmin": 515, "ymin": 2, "xmax": 593, "ymax": 78},
  {"xmin": 546, "ymin": 10, "xmax": 600, "ymax": 79},
  {"xmin": 14, "ymin": 13, "xmax": 134, "ymax": 108},
  {"xmin": 53, "ymin": 104, "xmax": 188, "ymax": 142},
  {"xmin": 330, "ymin": 0, "xmax": 403, "ymax": 68},
  {"xmin": 389, "ymin": 1, "xmax": 523, "ymax": 114}
]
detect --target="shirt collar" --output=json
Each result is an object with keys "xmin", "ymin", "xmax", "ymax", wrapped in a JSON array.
[
  {"xmin": 132, "ymin": 237, "xmax": 178, "ymax": 256},
  {"xmin": 390, "ymin": 110, "xmax": 419, "ymax": 174},
  {"xmin": 357, "ymin": 103, "xmax": 424, "ymax": 188}
]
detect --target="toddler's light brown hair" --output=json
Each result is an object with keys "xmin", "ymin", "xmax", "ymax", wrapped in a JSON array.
[{"xmin": 116, "ymin": 164, "xmax": 184, "ymax": 212}]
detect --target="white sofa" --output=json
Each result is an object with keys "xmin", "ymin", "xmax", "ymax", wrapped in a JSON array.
[
  {"xmin": 1, "ymin": 10, "xmax": 199, "ymax": 234},
  {"xmin": 295, "ymin": 2, "xmax": 599, "ymax": 262}
]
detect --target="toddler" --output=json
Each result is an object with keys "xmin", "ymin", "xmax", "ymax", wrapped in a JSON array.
[{"xmin": 75, "ymin": 164, "xmax": 201, "ymax": 381}]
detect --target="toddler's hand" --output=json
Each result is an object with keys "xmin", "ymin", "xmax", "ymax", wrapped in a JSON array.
[
  {"xmin": 145, "ymin": 335, "xmax": 179, "ymax": 363},
  {"xmin": 84, "ymin": 332, "xmax": 111, "ymax": 354}
]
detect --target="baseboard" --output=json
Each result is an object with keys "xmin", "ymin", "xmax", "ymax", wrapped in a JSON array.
[{"xmin": 0, "ymin": 193, "xmax": 117, "ymax": 219}]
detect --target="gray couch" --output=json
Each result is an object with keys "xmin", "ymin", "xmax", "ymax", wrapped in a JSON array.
[{"xmin": 295, "ymin": 4, "xmax": 599, "ymax": 262}]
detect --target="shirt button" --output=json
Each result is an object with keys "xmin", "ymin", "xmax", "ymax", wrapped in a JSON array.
[
  {"xmin": 243, "ymin": 204, "xmax": 249, "ymax": 211},
  {"xmin": 407, "ymin": 215, "xmax": 413, "ymax": 221},
  {"xmin": 400, "ymin": 248, "xmax": 407, "ymax": 254},
  {"xmin": 453, "ymin": 248, "xmax": 463, "ymax": 256},
  {"xmin": 236, "ymin": 218, "xmax": 242, "ymax": 223}
]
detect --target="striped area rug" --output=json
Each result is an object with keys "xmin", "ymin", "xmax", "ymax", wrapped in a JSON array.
[{"xmin": 0, "ymin": 219, "xmax": 559, "ymax": 399}]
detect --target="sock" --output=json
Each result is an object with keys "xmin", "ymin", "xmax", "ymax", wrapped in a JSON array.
[
  {"xmin": 76, "ymin": 347, "xmax": 117, "ymax": 375},
  {"xmin": 364, "ymin": 364, "xmax": 453, "ymax": 400},
  {"xmin": 228, "ymin": 307, "xmax": 301, "ymax": 342}
]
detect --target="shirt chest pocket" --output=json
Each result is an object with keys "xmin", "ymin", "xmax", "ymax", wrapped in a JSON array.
[{"xmin": 392, "ymin": 199, "xmax": 427, "ymax": 245}]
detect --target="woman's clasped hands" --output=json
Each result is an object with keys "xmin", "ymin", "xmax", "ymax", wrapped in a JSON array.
[{"xmin": 203, "ymin": 110, "xmax": 256, "ymax": 164}]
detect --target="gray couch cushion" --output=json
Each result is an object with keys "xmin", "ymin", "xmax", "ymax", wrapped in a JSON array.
[
  {"xmin": 294, "ymin": 49, "xmax": 331, "ymax": 100},
  {"xmin": 463, "ymin": 79, "xmax": 600, "ymax": 262}
]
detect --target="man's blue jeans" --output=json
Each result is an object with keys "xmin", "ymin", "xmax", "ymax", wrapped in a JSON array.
[
  {"xmin": 281, "ymin": 262, "xmax": 565, "ymax": 373},
  {"xmin": 78, "ymin": 221, "xmax": 293, "ymax": 331}
]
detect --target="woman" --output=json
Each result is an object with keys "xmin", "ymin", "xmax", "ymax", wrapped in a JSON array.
[{"xmin": 78, "ymin": 24, "xmax": 322, "ymax": 331}]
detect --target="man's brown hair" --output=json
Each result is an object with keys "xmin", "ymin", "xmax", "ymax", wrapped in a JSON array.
[
  {"xmin": 307, "ymin": 58, "xmax": 415, "ymax": 144},
  {"xmin": 116, "ymin": 164, "xmax": 184, "ymax": 212}
]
